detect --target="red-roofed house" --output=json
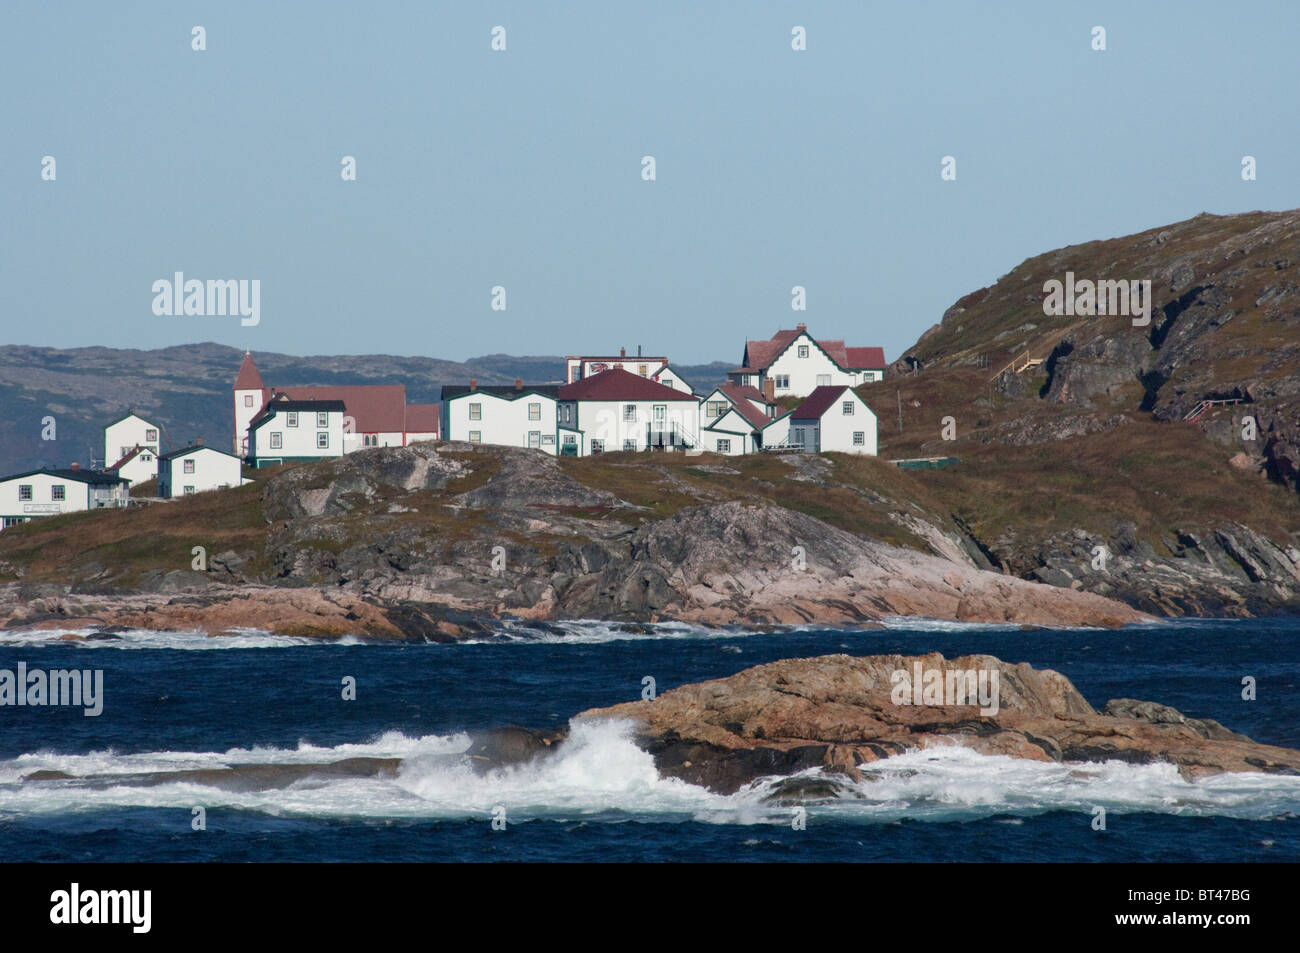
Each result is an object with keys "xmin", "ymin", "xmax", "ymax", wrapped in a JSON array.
[
  {"xmin": 728, "ymin": 324, "xmax": 886, "ymax": 398},
  {"xmin": 556, "ymin": 368, "xmax": 699, "ymax": 455},
  {"xmin": 232, "ymin": 352, "xmax": 441, "ymax": 458},
  {"xmin": 565, "ymin": 348, "xmax": 695, "ymax": 395},
  {"xmin": 788, "ymin": 386, "xmax": 877, "ymax": 455}
]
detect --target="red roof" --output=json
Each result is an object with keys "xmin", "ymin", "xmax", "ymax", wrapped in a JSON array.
[
  {"xmin": 558, "ymin": 367, "xmax": 697, "ymax": 402},
  {"xmin": 109, "ymin": 445, "xmax": 147, "ymax": 470},
  {"xmin": 741, "ymin": 330, "xmax": 886, "ymax": 371},
  {"xmin": 725, "ymin": 399, "xmax": 770, "ymax": 431},
  {"xmin": 844, "ymin": 346, "xmax": 886, "ymax": 369},
  {"xmin": 274, "ymin": 385, "xmax": 408, "ymax": 433},
  {"xmin": 405, "ymin": 403, "xmax": 440, "ymax": 435},
  {"xmin": 791, "ymin": 385, "xmax": 853, "ymax": 420},
  {"xmin": 719, "ymin": 383, "xmax": 768, "ymax": 405},
  {"xmin": 234, "ymin": 351, "xmax": 264, "ymax": 389}
]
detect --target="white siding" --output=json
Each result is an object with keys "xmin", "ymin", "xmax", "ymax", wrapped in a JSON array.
[
  {"xmin": 159, "ymin": 448, "xmax": 243, "ymax": 498},
  {"xmin": 572, "ymin": 399, "xmax": 699, "ymax": 455},
  {"xmin": 115, "ymin": 449, "xmax": 158, "ymax": 487},
  {"xmin": 104, "ymin": 414, "xmax": 161, "ymax": 466},
  {"xmin": 446, "ymin": 393, "xmax": 557, "ymax": 454},
  {"xmin": 765, "ymin": 333, "xmax": 856, "ymax": 397},
  {"xmin": 251, "ymin": 409, "xmax": 345, "ymax": 464}
]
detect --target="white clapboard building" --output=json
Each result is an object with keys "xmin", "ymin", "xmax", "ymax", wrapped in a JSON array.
[
  {"xmin": 247, "ymin": 396, "xmax": 347, "ymax": 468},
  {"xmin": 441, "ymin": 380, "xmax": 562, "ymax": 453},
  {"xmin": 157, "ymin": 443, "xmax": 246, "ymax": 497},
  {"xmin": 565, "ymin": 349, "xmax": 694, "ymax": 395},
  {"xmin": 104, "ymin": 413, "xmax": 162, "ymax": 470},
  {"xmin": 728, "ymin": 324, "xmax": 886, "ymax": 398},
  {"xmin": 556, "ymin": 368, "xmax": 699, "ymax": 455},
  {"xmin": 0, "ymin": 465, "xmax": 129, "ymax": 530},
  {"xmin": 787, "ymin": 385, "xmax": 878, "ymax": 455}
]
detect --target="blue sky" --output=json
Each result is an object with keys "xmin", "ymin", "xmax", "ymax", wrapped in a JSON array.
[{"xmin": 2, "ymin": 1, "xmax": 1297, "ymax": 365}]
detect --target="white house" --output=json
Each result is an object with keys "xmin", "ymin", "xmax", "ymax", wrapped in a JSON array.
[
  {"xmin": 441, "ymin": 380, "xmax": 561, "ymax": 453},
  {"xmin": 233, "ymin": 351, "xmax": 440, "ymax": 457},
  {"xmin": 248, "ymin": 397, "xmax": 347, "ymax": 468},
  {"xmin": 157, "ymin": 443, "xmax": 246, "ymax": 497},
  {"xmin": 108, "ymin": 445, "xmax": 159, "ymax": 488},
  {"xmin": 0, "ymin": 466, "xmax": 129, "ymax": 530},
  {"xmin": 556, "ymin": 368, "xmax": 699, "ymax": 455},
  {"xmin": 565, "ymin": 350, "xmax": 695, "ymax": 395},
  {"xmin": 728, "ymin": 324, "xmax": 886, "ymax": 398},
  {"xmin": 104, "ymin": 413, "xmax": 162, "ymax": 469},
  {"xmin": 788, "ymin": 386, "xmax": 878, "ymax": 455}
]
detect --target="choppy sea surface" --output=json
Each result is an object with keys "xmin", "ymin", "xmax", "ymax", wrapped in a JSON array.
[{"xmin": 0, "ymin": 616, "xmax": 1296, "ymax": 862}]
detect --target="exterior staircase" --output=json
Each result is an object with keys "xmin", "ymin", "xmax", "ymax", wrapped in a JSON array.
[
  {"xmin": 989, "ymin": 350, "xmax": 1045, "ymax": 382},
  {"xmin": 1183, "ymin": 398, "xmax": 1243, "ymax": 422}
]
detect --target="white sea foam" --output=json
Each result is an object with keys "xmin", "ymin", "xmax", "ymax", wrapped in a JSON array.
[
  {"xmin": 1, "ymin": 719, "xmax": 1296, "ymax": 824},
  {"xmin": 0, "ymin": 627, "xmax": 362, "ymax": 650}
]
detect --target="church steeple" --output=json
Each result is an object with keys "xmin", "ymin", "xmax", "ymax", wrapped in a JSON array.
[{"xmin": 234, "ymin": 350, "xmax": 263, "ymax": 390}]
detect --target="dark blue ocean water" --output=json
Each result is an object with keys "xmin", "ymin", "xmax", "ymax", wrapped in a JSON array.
[{"xmin": 1, "ymin": 617, "xmax": 1297, "ymax": 862}]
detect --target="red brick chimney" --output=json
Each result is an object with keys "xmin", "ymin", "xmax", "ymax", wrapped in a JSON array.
[
  {"xmin": 69, "ymin": 462, "xmax": 80, "ymax": 471},
  {"xmin": 195, "ymin": 437, "xmax": 204, "ymax": 447},
  {"xmin": 515, "ymin": 377, "xmax": 522, "ymax": 390},
  {"xmin": 469, "ymin": 378, "xmax": 477, "ymax": 391},
  {"xmin": 796, "ymin": 322, "xmax": 807, "ymax": 332},
  {"xmin": 619, "ymin": 346, "xmax": 626, "ymax": 358},
  {"xmin": 763, "ymin": 379, "xmax": 776, "ymax": 402}
]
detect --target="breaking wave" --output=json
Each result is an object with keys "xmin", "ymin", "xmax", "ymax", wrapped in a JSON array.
[{"xmin": 2, "ymin": 719, "xmax": 1296, "ymax": 824}]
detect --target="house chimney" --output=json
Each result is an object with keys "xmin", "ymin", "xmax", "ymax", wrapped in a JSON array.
[
  {"xmin": 70, "ymin": 462, "xmax": 80, "ymax": 471},
  {"xmin": 470, "ymin": 378, "xmax": 477, "ymax": 391},
  {"xmin": 763, "ymin": 379, "xmax": 775, "ymax": 402},
  {"xmin": 637, "ymin": 344, "xmax": 642, "ymax": 357},
  {"xmin": 514, "ymin": 377, "xmax": 522, "ymax": 390},
  {"xmin": 796, "ymin": 322, "xmax": 807, "ymax": 332},
  {"xmin": 196, "ymin": 437, "xmax": 204, "ymax": 447},
  {"xmin": 620, "ymin": 346, "xmax": 626, "ymax": 358}
]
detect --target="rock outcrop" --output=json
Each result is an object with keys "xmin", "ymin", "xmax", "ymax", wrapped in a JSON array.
[{"xmin": 579, "ymin": 653, "xmax": 1300, "ymax": 793}]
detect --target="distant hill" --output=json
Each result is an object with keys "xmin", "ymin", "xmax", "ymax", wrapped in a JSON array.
[{"xmin": 0, "ymin": 343, "xmax": 732, "ymax": 473}]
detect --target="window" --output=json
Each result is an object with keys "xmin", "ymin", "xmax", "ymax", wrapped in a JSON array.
[
  {"xmin": 269, "ymin": 432, "xmax": 283, "ymax": 449},
  {"xmin": 623, "ymin": 405, "xmax": 637, "ymax": 422},
  {"xmin": 842, "ymin": 401, "xmax": 854, "ymax": 415},
  {"xmin": 19, "ymin": 485, "xmax": 32, "ymax": 501},
  {"xmin": 184, "ymin": 459, "xmax": 195, "ymax": 473},
  {"xmin": 528, "ymin": 403, "xmax": 541, "ymax": 421},
  {"xmin": 775, "ymin": 375, "xmax": 789, "ymax": 389},
  {"xmin": 541, "ymin": 434, "xmax": 555, "ymax": 445},
  {"xmin": 591, "ymin": 439, "xmax": 604, "ymax": 454},
  {"xmin": 244, "ymin": 395, "xmax": 254, "ymax": 407},
  {"xmin": 638, "ymin": 364, "xmax": 648, "ymax": 376},
  {"xmin": 653, "ymin": 405, "xmax": 666, "ymax": 423},
  {"xmin": 317, "ymin": 412, "xmax": 328, "ymax": 428},
  {"xmin": 184, "ymin": 486, "xmax": 195, "ymax": 495},
  {"xmin": 853, "ymin": 432, "xmax": 865, "ymax": 446},
  {"xmin": 623, "ymin": 439, "xmax": 636, "ymax": 452},
  {"xmin": 363, "ymin": 434, "xmax": 378, "ymax": 447},
  {"xmin": 528, "ymin": 431, "xmax": 541, "ymax": 448},
  {"xmin": 816, "ymin": 374, "xmax": 831, "ymax": 387},
  {"xmin": 707, "ymin": 401, "xmax": 726, "ymax": 418},
  {"xmin": 469, "ymin": 403, "xmax": 482, "ymax": 420},
  {"xmin": 52, "ymin": 485, "xmax": 65, "ymax": 501},
  {"xmin": 317, "ymin": 432, "xmax": 329, "ymax": 449},
  {"xmin": 798, "ymin": 346, "xmax": 809, "ymax": 358},
  {"xmin": 468, "ymin": 431, "xmax": 481, "ymax": 443},
  {"xmin": 286, "ymin": 412, "xmax": 298, "ymax": 427},
  {"xmin": 3, "ymin": 517, "xmax": 26, "ymax": 529},
  {"xmin": 146, "ymin": 429, "xmax": 158, "ymax": 441},
  {"xmin": 562, "ymin": 434, "xmax": 576, "ymax": 446},
  {"xmin": 717, "ymin": 439, "xmax": 731, "ymax": 453},
  {"xmin": 120, "ymin": 446, "xmax": 132, "ymax": 459}
]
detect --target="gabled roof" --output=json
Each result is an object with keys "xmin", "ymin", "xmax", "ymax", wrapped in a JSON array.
[
  {"xmin": 791, "ymin": 385, "xmax": 854, "ymax": 420},
  {"xmin": 1, "ymin": 467, "xmax": 127, "ymax": 486},
  {"xmin": 442, "ymin": 384, "xmax": 561, "ymax": 400},
  {"xmin": 742, "ymin": 329, "xmax": 804, "ymax": 370},
  {"xmin": 104, "ymin": 411, "xmax": 159, "ymax": 430},
  {"xmin": 234, "ymin": 351, "xmax": 264, "ymax": 389},
  {"xmin": 719, "ymin": 383, "xmax": 768, "ymax": 405},
  {"xmin": 249, "ymin": 398, "xmax": 348, "ymax": 430},
  {"xmin": 723, "ymin": 398, "xmax": 770, "ymax": 431},
  {"xmin": 704, "ymin": 409, "xmax": 758, "ymax": 434},
  {"xmin": 272, "ymin": 386, "xmax": 406, "ymax": 433},
  {"xmin": 405, "ymin": 404, "xmax": 441, "ymax": 433},
  {"xmin": 558, "ymin": 368, "xmax": 698, "ymax": 402},
  {"xmin": 652, "ymin": 364, "xmax": 695, "ymax": 393},
  {"xmin": 159, "ymin": 444, "xmax": 241, "ymax": 462},
  {"xmin": 740, "ymin": 329, "xmax": 887, "ymax": 372}
]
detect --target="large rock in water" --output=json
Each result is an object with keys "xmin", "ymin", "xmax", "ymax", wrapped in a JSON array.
[{"xmin": 577, "ymin": 653, "xmax": 1300, "ymax": 793}]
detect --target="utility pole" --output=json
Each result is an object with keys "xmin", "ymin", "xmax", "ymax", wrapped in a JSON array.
[{"xmin": 897, "ymin": 389, "xmax": 903, "ymax": 434}]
